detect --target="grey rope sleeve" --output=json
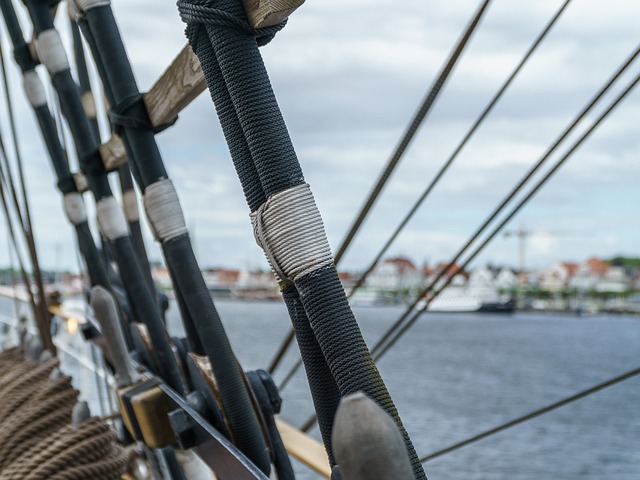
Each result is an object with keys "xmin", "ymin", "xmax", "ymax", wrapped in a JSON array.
[
  {"xmin": 96, "ymin": 196, "xmax": 129, "ymax": 240},
  {"xmin": 251, "ymin": 183, "xmax": 333, "ymax": 283},
  {"xmin": 63, "ymin": 192, "xmax": 87, "ymax": 225},
  {"xmin": 143, "ymin": 179, "xmax": 188, "ymax": 242},
  {"xmin": 35, "ymin": 29, "xmax": 70, "ymax": 75}
]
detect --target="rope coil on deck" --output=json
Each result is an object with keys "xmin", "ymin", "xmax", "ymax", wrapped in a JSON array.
[{"xmin": 0, "ymin": 349, "xmax": 130, "ymax": 480}]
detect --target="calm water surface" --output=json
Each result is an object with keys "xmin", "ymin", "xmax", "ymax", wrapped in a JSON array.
[
  {"xmin": 2, "ymin": 297, "xmax": 638, "ymax": 479},
  {"xmin": 182, "ymin": 300, "xmax": 640, "ymax": 480}
]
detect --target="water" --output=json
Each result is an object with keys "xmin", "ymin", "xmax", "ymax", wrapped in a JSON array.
[{"xmin": 2, "ymin": 296, "xmax": 638, "ymax": 479}]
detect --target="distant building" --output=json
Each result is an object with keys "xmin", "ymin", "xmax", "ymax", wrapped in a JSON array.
[{"xmin": 366, "ymin": 257, "xmax": 422, "ymax": 291}]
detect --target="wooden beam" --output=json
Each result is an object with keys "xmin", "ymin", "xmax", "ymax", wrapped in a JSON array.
[
  {"xmin": 99, "ymin": 134, "xmax": 127, "ymax": 172},
  {"xmin": 99, "ymin": 45, "xmax": 206, "ymax": 171},
  {"xmin": 242, "ymin": 0, "xmax": 306, "ymax": 28},
  {"xmin": 276, "ymin": 418, "xmax": 331, "ymax": 478},
  {"xmin": 144, "ymin": 45, "xmax": 206, "ymax": 127}
]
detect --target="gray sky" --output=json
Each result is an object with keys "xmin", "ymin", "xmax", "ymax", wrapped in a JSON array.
[{"xmin": 0, "ymin": 0, "xmax": 638, "ymax": 273}]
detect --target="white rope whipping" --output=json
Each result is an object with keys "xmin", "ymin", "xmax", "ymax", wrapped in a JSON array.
[
  {"xmin": 73, "ymin": 0, "xmax": 111, "ymax": 13},
  {"xmin": 63, "ymin": 192, "xmax": 87, "ymax": 225},
  {"xmin": 122, "ymin": 189, "xmax": 139, "ymax": 222},
  {"xmin": 96, "ymin": 196, "xmax": 129, "ymax": 240},
  {"xmin": 22, "ymin": 70, "xmax": 47, "ymax": 108},
  {"xmin": 35, "ymin": 30, "xmax": 70, "ymax": 75},
  {"xmin": 251, "ymin": 183, "xmax": 333, "ymax": 283},
  {"xmin": 143, "ymin": 179, "xmax": 188, "ymax": 242}
]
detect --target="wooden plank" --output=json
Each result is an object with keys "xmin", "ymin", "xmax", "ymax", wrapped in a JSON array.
[
  {"xmin": 242, "ymin": 0, "xmax": 306, "ymax": 28},
  {"xmin": 275, "ymin": 418, "xmax": 330, "ymax": 478},
  {"xmin": 99, "ymin": 45, "xmax": 206, "ymax": 171},
  {"xmin": 100, "ymin": 134, "xmax": 127, "ymax": 171},
  {"xmin": 144, "ymin": 45, "xmax": 206, "ymax": 127}
]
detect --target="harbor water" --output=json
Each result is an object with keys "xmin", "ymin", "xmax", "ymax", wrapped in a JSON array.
[{"xmin": 1, "ymin": 296, "xmax": 638, "ymax": 479}]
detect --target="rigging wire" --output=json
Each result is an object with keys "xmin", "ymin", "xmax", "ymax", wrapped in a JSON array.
[
  {"xmin": 275, "ymin": 0, "xmax": 576, "ymax": 387},
  {"xmin": 420, "ymin": 366, "xmax": 640, "ymax": 462},
  {"xmin": 298, "ymin": 49, "xmax": 640, "ymax": 431},
  {"xmin": 0, "ymin": 39, "xmax": 53, "ymax": 353},
  {"xmin": 371, "ymin": 49, "xmax": 640, "ymax": 360},
  {"xmin": 345, "ymin": 0, "xmax": 574, "ymax": 299},
  {"xmin": 269, "ymin": 0, "xmax": 493, "ymax": 377}
]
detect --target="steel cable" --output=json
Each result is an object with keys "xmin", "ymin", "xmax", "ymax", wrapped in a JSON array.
[{"xmin": 269, "ymin": 0, "xmax": 494, "ymax": 379}]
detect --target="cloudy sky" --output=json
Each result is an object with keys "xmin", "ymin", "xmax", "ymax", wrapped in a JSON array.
[{"xmin": 0, "ymin": 0, "xmax": 638, "ymax": 274}]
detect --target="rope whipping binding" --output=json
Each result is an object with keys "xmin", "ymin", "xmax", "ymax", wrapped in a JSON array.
[
  {"xmin": 295, "ymin": 37, "xmax": 640, "ymax": 434},
  {"xmin": 269, "ymin": 0, "xmax": 494, "ymax": 378},
  {"xmin": 274, "ymin": 0, "xmax": 575, "ymax": 389},
  {"xmin": 71, "ymin": 0, "xmax": 270, "ymax": 472},
  {"xmin": 178, "ymin": 1, "xmax": 426, "ymax": 477}
]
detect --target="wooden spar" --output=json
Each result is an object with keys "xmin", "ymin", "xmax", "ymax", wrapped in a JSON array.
[
  {"xmin": 98, "ymin": 1, "xmax": 306, "ymax": 172},
  {"xmin": 276, "ymin": 418, "xmax": 331, "ymax": 478},
  {"xmin": 99, "ymin": 45, "xmax": 206, "ymax": 171},
  {"xmin": 241, "ymin": 0, "xmax": 306, "ymax": 28}
]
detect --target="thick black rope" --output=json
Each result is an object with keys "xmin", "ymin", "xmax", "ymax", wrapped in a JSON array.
[
  {"xmin": 297, "ymin": 42, "xmax": 640, "ymax": 433},
  {"xmin": 420, "ymin": 366, "xmax": 640, "ymax": 462},
  {"xmin": 270, "ymin": 0, "xmax": 493, "ymax": 381},
  {"xmin": 0, "ymin": 0, "xmax": 111, "ymax": 293},
  {"xmin": 22, "ymin": 0, "xmax": 186, "ymax": 395},
  {"xmin": 75, "ymin": 3, "xmax": 269, "ymax": 472},
  {"xmin": 183, "ymin": 9, "xmax": 341, "ymax": 463},
  {"xmin": 179, "ymin": 1, "xmax": 426, "ymax": 477}
]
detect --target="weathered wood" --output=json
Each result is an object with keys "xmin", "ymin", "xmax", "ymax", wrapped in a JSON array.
[
  {"xmin": 276, "ymin": 418, "xmax": 330, "ymax": 478},
  {"xmin": 99, "ymin": 45, "xmax": 205, "ymax": 171},
  {"xmin": 99, "ymin": 134, "xmax": 127, "ymax": 171},
  {"xmin": 242, "ymin": 0, "xmax": 306, "ymax": 28},
  {"xmin": 144, "ymin": 44, "xmax": 206, "ymax": 127},
  {"xmin": 73, "ymin": 172, "xmax": 89, "ymax": 193}
]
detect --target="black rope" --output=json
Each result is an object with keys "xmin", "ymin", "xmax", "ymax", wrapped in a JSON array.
[
  {"xmin": 269, "ymin": 0, "xmax": 493, "ymax": 380},
  {"xmin": 0, "ymin": 42, "xmax": 53, "ymax": 353},
  {"xmin": 22, "ymin": 0, "xmax": 186, "ymax": 395},
  {"xmin": 76, "ymin": 2, "xmax": 270, "ymax": 471},
  {"xmin": 181, "ymin": 1, "xmax": 426, "ymax": 477},
  {"xmin": 297, "ymin": 44, "xmax": 640, "ymax": 433},
  {"xmin": 420, "ymin": 366, "xmax": 640, "ymax": 462}
]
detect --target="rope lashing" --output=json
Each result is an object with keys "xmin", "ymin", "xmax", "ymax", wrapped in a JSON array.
[
  {"xmin": 179, "ymin": 1, "xmax": 426, "ymax": 477},
  {"xmin": 34, "ymin": 29, "xmax": 70, "ymax": 75},
  {"xmin": 96, "ymin": 196, "xmax": 129, "ymax": 240},
  {"xmin": 22, "ymin": 70, "xmax": 47, "ymax": 108},
  {"xmin": 178, "ymin": 1, "xmax": 287, "ymax": 47},
  {"xmin": 251, "ymin": 183, "xmax": 333, "ymax": 284},
  {"xmin": 108, "ymin": 93, "xmax": 176, "ymax": 136},
  {"xmin": 143, "ymin": 179, "xmax": 188, "ymax": 243},
  {"xmin": 63, "ymin": 192, "xmax": 87, "ymax": 225}
]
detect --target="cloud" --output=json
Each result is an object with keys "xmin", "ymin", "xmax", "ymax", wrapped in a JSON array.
[{"xmin": 0, "ymin": 0, "xmax": 638, "ymax": 275}]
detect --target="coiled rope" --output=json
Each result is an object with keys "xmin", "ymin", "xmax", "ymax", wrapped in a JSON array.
[{"xmin": 0, "ymin": 348, "xmax": 130, "ymax": 480}]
